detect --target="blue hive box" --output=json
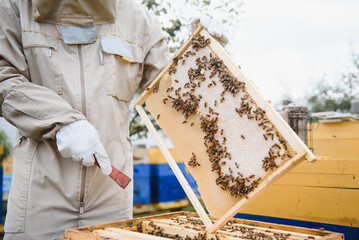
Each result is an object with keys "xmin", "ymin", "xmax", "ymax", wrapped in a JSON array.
[
  {"xmin": 133, "ymin": 164, "xmax": 151, "ymax": 206},
  {"xmin": 2, "ymin": 173, "xmax": 11, "ymax": 195},
  {"xmin": 150, "ymin": 163, "xmax": 199, "ymax": 203},
  {"xmin": 178, "ymin": 163, "xmax": 199, "ymax": 196}
]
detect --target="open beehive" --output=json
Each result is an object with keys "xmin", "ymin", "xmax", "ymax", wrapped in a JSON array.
[
  {"xmin": 64, "ymin": 212, "xmax": 343, "ymax": 240},
  {"xmin": 134, "ymin": 23, "xmax": 316, "ymax": 233}
]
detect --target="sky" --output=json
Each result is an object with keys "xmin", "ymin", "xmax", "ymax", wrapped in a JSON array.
[
  {"xmin": 227, "ymin": 0, "xmax": 359, "ymax": 105},
  {"xmin": 1, "ymin": 0, "xmax": 359, "ymax": 147}
]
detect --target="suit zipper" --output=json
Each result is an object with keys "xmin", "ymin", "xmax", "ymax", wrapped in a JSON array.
[
  {"xmin": 23, "ymin": 45, "xmax": 54, "ymax": 58},
  {"xmin": 78, "ymin": 44, "xmax": 87, "ymax": 216}
]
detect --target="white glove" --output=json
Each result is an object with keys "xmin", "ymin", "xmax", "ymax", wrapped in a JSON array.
[
  {"xmin": 191, "ymin": 15, "xmax": 229, "ymax": 47},
  {"xmin": 56, "ymin": 120, "xmax": 112, "ymax": 175}
]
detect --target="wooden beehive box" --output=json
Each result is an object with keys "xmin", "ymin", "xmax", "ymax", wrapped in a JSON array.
[
  {"xmin": 64, "ymin": 212, "xmax": 343, "ymax": 240},
  {"xmin": 133, "ymin": 22, "xmax": 316, "ymax": 233}
]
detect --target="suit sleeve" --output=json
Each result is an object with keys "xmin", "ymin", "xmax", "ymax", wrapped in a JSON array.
[
  {"xmin": 139, "ymin": 17, "xmax": 170, "ymax": 90},
  {"xmin": 0, "ymin": 4, "xmax": 86, "ymax": 141}
]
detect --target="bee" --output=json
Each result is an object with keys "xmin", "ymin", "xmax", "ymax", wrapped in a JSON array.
[
  {"xmin": 220, "ymin": 129, "xmax": 224, "ymax": 136},
  {"xmin": 212, "ymin": 80, "xmax": 217, "ymax": 85},
  {"xmin": 183, "ymin": 120, "xmax": 187, "ymax": 124},
  {"xmin": 182, "ymin": 59, "xmax": 186, "ymax": 65},
  {"xmin": 157, "ymin": 114, "xmax": 160, "ymax": 120},
  {"xmin": 191, "ymin": 123, "xmax": 194, "ymax": 127},
  {"xmin": 241, "ymin": 135, "xmax": 245, "ymax": 139},
  {"xmin": 235, "ymin": 162, "xmax": 239, "ymax": 168},
  {"xmin": 174, "ymin": 79, "xmax": 179, "ymax": 83},
  {"xmin": 214, "ymin": 100, "xmax": 217, "ymax": 106},
  {"xmin": 153, "ymin": 83, "xmax": 160, "ymax": 93},
  {"xmin": 204, "ymin": 102, "xmax": 207, "ymax": 108},
  {"xmin": 247, "ymin": 114, "xmax": 254, "ymax": 120},
  {"xmin": 266, "ymin": 127, "xmax": 273, "ymax": 132},
  {"xmin": 220, "ymin": 97, "xmax": 225, "ymax": 103},
  {"xmin": 168, "ymin": 66, "xmax": 177, "ymax": 75},
  {"xmin": 207, "ymin": 83, "xmax": 213, "ymax": 88},
  {"xmin": 283, "ymin": 143, "xmax": 288, "ymax": 150}
]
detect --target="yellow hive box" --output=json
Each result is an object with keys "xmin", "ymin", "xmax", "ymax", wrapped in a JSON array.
[
  {"xmin": 240, "ymin": 121, "xmax": 359, "ymax": 228},
  {"xmin": 149, "ymin": 147, "xmax": 183, "ymax": 164}
]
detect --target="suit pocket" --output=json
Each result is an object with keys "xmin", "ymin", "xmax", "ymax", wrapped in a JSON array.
[
  {"xmin": 101, "ymin": 37, "xmax": 145, "ymax": 101},
  {"xmin": 4, "ymin": 137, "xmax": 38, "ymax": 233},
  {"xmin": 22, "ymin": 31, "xmax": 64, "ymax": 95}
]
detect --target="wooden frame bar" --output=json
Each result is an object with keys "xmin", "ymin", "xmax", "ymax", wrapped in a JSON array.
[{"xmin": 135, "ymin": 105, "xmax": 213, "ymax": 228}]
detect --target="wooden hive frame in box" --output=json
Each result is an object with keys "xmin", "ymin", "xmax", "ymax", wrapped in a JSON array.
[
  {"xmin": 64, "ymin": 212, "xmax": 344, "ymax": 239},
  {"xmin": 134, "ymin": 22, "xmax": 316, "ymax": 233}
]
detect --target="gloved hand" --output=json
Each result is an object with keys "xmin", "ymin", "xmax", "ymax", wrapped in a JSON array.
[
  {"xmin": 56, "ymin": 120, "xmax": 112, "ymax": 175},
  {"xmin": 191, "ymin": 15, "xmax": 229, "ymax": 47}
]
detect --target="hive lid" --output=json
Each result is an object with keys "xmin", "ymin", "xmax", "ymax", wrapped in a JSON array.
[{"xmin": 134, "ymin": 23, "xmax": 315, "ymax": 233}]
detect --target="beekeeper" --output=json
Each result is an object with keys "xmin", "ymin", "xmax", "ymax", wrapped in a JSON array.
[{"xmin": 0, "ymin": 0, "xmax": 228, "ymax": 238}]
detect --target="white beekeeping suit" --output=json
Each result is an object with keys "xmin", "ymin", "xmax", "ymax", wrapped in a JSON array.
[{"xmin": 0, "ymin": 0, "xmax": 170, "ymax": 238}]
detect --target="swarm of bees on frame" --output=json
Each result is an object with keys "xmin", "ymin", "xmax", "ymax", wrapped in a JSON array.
[
  {"xmin": 152, "ymin": 36, "xmax": 295, "ymax": 199},
  {"xmin": 141, "ymin": 216, "xmax": 292, "ymax": 240}
]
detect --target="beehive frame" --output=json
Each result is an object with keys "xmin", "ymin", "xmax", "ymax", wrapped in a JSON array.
[
  {"xmin": 64, "ymin": 212, "xmax": 343, "ymax": 240},
  {"xmin": 134, "ymin": 23, "xmax": 316, "ymax": 233}
]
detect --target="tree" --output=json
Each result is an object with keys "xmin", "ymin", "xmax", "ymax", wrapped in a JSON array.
[
  {"xmin": 0, "ymin": 131, "xmax": 12, "ymax": 158},
  {"xmin": 307, "ymin": 52, "xmax": 359, "ymax": 113},
  {"xmin": 130, "ymin": 0, "xmax": 243, "ymax": 139},
  {"xmin": 275, "ymin": 94, "xmax": 294, "ymax": 111},
  {"xmin": 140, "ymin": 0, "xmax": 242, "ymax": 52},
  {"xmin": 277, "ymin": 52, "xmax": 359, "ymax": 114}
]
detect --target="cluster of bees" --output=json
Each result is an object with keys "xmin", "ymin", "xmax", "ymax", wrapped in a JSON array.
[
  {"xmin": 221, "ymin": 220, "xmax": 291, "ymax": 240},
  {"xmin": 139, "ymin": 216, "xmax": 292, "ymax": 240},
  {"xmin": 145, "ymin": 220, "xmax": 209, "ymax": 240},
  {"xmin": 146, "ymin": 221, "xmax": 168, "ymax": 238},
  {"xmin": 234, "ymin": 94, "xmax": 292, "ymax": 171},
  {"xmin": 188, "ymin": 153, "xmax": 201, "ymax": 167},
  {"xmin": 152, "ymin": 35, "xmax": 293, "ymax": 199}
]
